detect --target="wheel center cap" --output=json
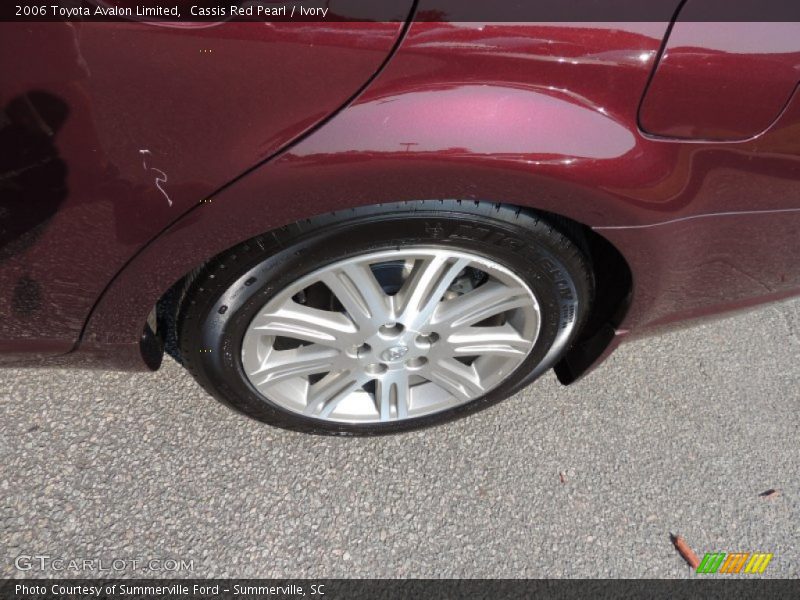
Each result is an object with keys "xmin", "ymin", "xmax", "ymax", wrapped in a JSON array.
[{"xmin": 381, "ymin": 345, "xmax": 409, "ymax": 362}]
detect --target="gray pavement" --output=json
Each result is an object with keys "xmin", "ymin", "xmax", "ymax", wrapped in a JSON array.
[{"xmin": 1, "ymin": 299, "xmax": 798, "ymax": 579}]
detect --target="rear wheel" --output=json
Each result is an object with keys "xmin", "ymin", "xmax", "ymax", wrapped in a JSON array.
[{"xmin": 177, "ymin": 201, "xmax": 593, "ymax": 435}]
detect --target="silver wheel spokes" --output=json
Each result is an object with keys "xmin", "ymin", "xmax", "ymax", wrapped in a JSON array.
[{"xmin": 241, "ymin": 248, "xmax": 541, "ymax": 424}]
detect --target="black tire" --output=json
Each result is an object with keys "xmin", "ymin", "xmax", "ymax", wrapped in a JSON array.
[{"xmin": 177, "ymin": 201, "xmax": 594, "ymax": 435}]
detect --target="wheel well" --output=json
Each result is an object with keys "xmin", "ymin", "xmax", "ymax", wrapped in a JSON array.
[
  {"xmin": 539, "ymin": 210, "xmax": 633, "ymax": 383},
  {"xmin": 155, "ymin": 267, "xmax": 202, "ymax": 367},
  {"xmin": 488, "ymin": 206, "xmax": 631, "ymax": 383},
  {"xmin": 154, "ymin": 202, "xmax": 633, "ymax": 378}
]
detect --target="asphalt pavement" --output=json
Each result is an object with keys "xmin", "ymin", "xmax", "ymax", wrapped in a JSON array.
[{"xmin": 1, "ymin": 299, "xmax": 798, "ymax": 578}]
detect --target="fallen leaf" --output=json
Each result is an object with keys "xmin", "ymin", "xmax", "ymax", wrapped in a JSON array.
[
  {"xmin": 559, "ymin": 472, "xmax": 567, "ymax": 484},
  {"xmin": 759, "ymin": 489, "xmax": 780, "ymax": 498},
  {"xmin": 670, "ymin": 534, "xmax": 700, "ymax": 569}
]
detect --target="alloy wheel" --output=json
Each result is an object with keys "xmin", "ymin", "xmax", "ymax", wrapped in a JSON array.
[{"xmin": 241, "ymin": 247, "xmax": 541, "ymax": 423}]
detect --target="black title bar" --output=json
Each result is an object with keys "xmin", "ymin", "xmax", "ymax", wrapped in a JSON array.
[
  {"xmin": 2, "ymin": 579, "xmax": 800, "ymax": 600},
  {"xmin": 3, "ymin": 0, "xmax": 800, "ymax": 23}
]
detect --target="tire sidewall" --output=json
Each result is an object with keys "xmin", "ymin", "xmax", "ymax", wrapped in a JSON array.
[{"xmin": 184, "ymin": 209, "xmax": 590, "ymax": 435}]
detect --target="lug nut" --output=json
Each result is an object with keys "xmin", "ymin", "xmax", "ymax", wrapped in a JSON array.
[
  {"xmin": 379, "ymin": 323, "xmax": 405, "ymax": 338},
  {"xmin": 416, "ymin": 332, "xmax": 439, "ymax": 346},
  {"xmin": 365, "ymin": 363, "xmax": 388, "ymax": 375}
]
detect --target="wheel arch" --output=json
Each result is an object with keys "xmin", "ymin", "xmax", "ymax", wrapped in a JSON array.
[
  {"xmin": 159, "ymin": 202, "xmax": 633, "ymax": 382},
  {"xmin": 71, "ymin": 192, "xmax": 634, "ymax": 385},
  {"xmin": 72, "ymin": 69, "xmax": 654, "ymax": 372}
]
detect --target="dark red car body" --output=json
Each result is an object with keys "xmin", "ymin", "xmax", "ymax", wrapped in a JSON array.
[{"xmin": 1, "ymin": 1, "xmax": 799, "ymax": 382}]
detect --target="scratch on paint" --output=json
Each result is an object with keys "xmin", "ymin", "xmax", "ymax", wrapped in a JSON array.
[{"xmin": 139, "ymin": 149, "xmax": 172, "ymax": 207}]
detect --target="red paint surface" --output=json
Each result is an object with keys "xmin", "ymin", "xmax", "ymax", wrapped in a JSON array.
[
  {"xmin": 1, "ymin": 10, "xmax": 800, "ymax": 373},
  {"xmin": 640, "ymin": 19, "xmax": 800, "ymax": 140},
  {"xmin": 0, "ymin": 13, "xmax": 411, "ymax": 360}
]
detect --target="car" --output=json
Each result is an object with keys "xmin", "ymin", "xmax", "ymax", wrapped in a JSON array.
[{"xmin": 1, "ymin": 2, "xmax": 798, "ymax": 434}]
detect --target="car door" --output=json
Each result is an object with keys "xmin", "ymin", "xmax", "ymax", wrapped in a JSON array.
[
  {"xmin": 0, "ymin": 4, "xmax": 414, "ymax": 358},
  {"xmin": 639, "ymin": 0, "xmax": 800, "ymax": 140}
]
